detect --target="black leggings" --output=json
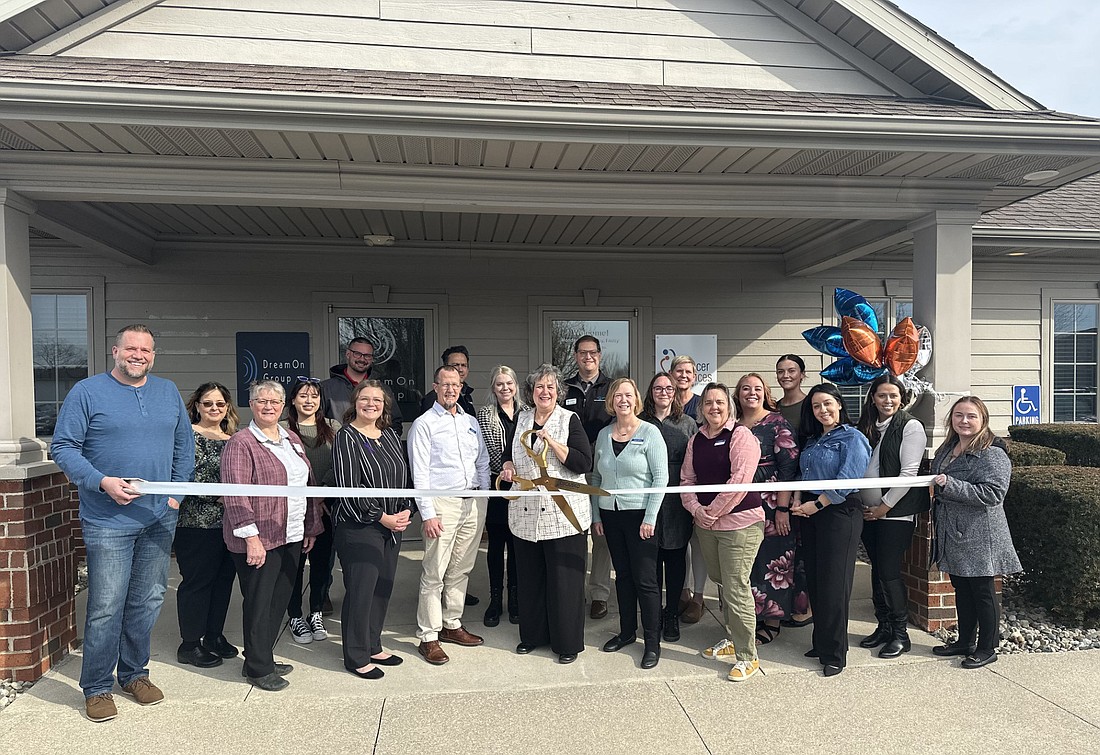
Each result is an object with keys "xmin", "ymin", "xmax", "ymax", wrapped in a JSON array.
[
  {"xmin": 950, "ymin": 574, "xmax": 999, "ymax": 654},
  {"xmin": 287, "ymin": 512, "xmax": 333, "ymax": 618},
  {"xmin": 657, "ymin": 545, "xmax": 688, "ymax": 610}
]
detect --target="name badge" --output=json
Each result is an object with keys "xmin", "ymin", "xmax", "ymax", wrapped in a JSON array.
[
  {"xmin": 630, "ymin": 437, "xmax": 645, "ymax": 445},
  {"xmin": 565, "ymin": 398, "xmax": 578, "ymax": 406},
  {"xmin": 713, "ymin": 439, "xmax": 727, "ymax": 446},
  {"xmin": 292, "ymin": 443, "xmax": 304, "ymax": 453},
  {"xmin": 467, "ymin": 426, "xmax": 478, "ymax": 435}
]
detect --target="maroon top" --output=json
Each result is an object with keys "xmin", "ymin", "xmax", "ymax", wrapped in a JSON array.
[{"xmin": 689, "ymin": 427, "xmax": 762, "ymax": 513}]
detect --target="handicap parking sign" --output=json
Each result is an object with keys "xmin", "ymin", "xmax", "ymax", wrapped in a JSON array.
[{"xmin": 1012, "ymin": 385, "xmax": 1041, "ymax": 425}]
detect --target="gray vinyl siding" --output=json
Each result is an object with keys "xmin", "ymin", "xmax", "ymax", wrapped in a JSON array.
[
  {"xmin": 42, "ymin": 0, "xmax": 892, "ymax": 95},
  {"xmin": 30, "ymin": 240, "xmax": 1098, "ymax": 435}
]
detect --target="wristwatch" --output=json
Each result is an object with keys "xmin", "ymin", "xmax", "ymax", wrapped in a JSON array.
[
  {"xmin": 777, "ymin": 506, "xmax": 791, "ymax": 512},
  {"xmin": 814, "ymin": 500, "xmax": 825, "ymax": 510}
]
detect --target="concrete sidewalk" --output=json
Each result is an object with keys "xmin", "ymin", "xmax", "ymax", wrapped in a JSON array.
[{"xmin": 3, "ymin": 547, "xmax": 1099, "ymax": 754}]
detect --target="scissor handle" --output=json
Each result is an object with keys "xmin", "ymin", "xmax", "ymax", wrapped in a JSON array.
[{"xmin": 519, "ymin": 429, "xmax": 550, "ymax": 468}]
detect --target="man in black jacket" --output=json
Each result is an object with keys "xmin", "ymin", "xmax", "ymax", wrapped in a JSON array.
[
  {"xmin": 321, "ymin": 337, "xmax": 403, "ymax": 433},
  {"xmin": 563, "ymin": 335, "xmax": 613, "ymax": 619},
  {"xmin": 419, "ymin": 345, "xmax": 476, "ymax": 416}
]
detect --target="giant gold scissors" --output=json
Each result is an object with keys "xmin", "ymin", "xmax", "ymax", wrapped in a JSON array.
[{"xmin": 497, "ymin": 429, "xmax": 610, "ymax": 533}]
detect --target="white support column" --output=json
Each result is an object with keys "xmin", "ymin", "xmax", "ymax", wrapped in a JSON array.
[
  {"xmin": 910, "ymin": 210, "xmax": 980, "ymax": 445},
  {"xmin": 0, "ymin": 189, "xmax": 48, "ymax": 466}
]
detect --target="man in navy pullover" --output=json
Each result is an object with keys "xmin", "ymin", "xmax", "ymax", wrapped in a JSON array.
[{"xmin": 51, "ymin": 324, "xmax": 194, "ymax": 722}]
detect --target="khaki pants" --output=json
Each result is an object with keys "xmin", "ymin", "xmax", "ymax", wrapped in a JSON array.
[
  {"xmin": 695, "ymin": 522, "xmax": 764, "ymax": 662},
  {"xmin": 416, "ymin": 496, "xmax": 487, "ymax": 642}
]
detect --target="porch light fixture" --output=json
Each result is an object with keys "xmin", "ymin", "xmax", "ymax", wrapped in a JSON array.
[
  {"xmin": 1022, "ymin": 169, "xmax": 1060, "ymax": 182},
  {"xmin": 363, "ymin": 235, "xmax": 395, "ymax": 247},
  {"xmin": 1006, "ymin": 251, "xmax": 1029, "ymax": 256}
]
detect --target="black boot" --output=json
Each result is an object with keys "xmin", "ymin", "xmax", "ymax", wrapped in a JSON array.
[
  {"xmin": 483, "ymin": 588, "xmax": 503, "ymax": 627},
  {"xmin": 507, "ymin": 584, "xmax": 519, "ymax": 624},
  {"xmin": 662, "ymin": 606, "xmax": 680, "ymax": 642},
  {"xmin": 878, "ymin": 579, "xmax": 912, "ymax": 658},
  {"xmin": 859, "ymin": 578, "xmax": 891, "ymax": 649}
]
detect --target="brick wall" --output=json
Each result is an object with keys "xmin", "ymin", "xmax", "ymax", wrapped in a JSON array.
[
  {"xmin": 902, "ymin": 512, "xmax": 956, "ymax": 630},
  {"xmin": 0, "ymin": 471, "xmax": 79, "ymax": 682}
]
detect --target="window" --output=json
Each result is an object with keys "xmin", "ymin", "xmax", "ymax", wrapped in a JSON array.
[
  {"xmin": 1053, "ymin": 302, "xmax": 1098, "ymax": 422},
  {"xmin": 32, "ymin": 293, "xmax": 91, "ymax": 436},
  {"xmin": 837, "ymin": 298, "xmax": 911, "ymax": 419}
]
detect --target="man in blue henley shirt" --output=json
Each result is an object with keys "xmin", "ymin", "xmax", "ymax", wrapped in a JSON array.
[{"xmin": 51, "ymin": 324, "xmax": 194, "ymax": 723}]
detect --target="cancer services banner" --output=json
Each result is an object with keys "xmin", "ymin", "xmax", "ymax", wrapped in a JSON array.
[{"xmin": 655, "ymin": 335, "xmax": 717, "ymax": 395}]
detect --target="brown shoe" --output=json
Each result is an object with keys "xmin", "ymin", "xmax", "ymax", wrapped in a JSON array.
[
  {"xmin": 121, "ymin": 677, "xmax": 164, "ymax": 706},
  {"xmin": 439, "ymin": 626, "xmax": 484, "ymax": 647},
  {"xmin": 85, "ymin": 693, "xmax": 117, "ymax": 722},
  {"xmin": 681, "ymin": 600, "xmax": 705, "ymax": 624},
  {"xmin": 418, "ymin": 640, "xmax": 450, "ymax": 665},
  {"xmin": 590, "ymin": 600, "xmax": 608, "ymax": 619}
]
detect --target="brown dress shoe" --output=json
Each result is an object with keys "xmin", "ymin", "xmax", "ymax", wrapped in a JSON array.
[
  {"xmin": 590, "ymin": 600, "xmax": 608, "ymax": 619},
  {"xmin": 418, "ymin": 640, "xmax": 450, "ymax": 665},
  {"xmin": 439, "ymin": 626, "xmax": 484, "ymax": 646},
  {"xmin": 681, "ymin": 600, "xmax": 705, "ymax": 624}
]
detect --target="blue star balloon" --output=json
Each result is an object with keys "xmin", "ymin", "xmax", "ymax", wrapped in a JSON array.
[
  {"xmin": 834, "ymin": 288, "xmax": 880, "ymax": 333},
  {"xmin": 801, "ymin": 326, "xmax": 848, "ymax": 358},
  {"xmin": 821, "ymin": 357, "xmax": 888, "ymax": 385}
]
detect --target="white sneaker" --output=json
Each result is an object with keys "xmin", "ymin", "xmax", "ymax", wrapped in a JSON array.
[
  {"xmin": 702, "ymin": 638, "xmax": 737, "ymax": 659},
  {"xmin": 728, "ymin": 659, "xmax": 761, "ymax": 682},
  {"xmin": 289, "ymin": 617, "xmax": 313, "ymax": 644},
  {"xmin": 308, "ymin": 612, "xmax": 328, "ymax": 641}
]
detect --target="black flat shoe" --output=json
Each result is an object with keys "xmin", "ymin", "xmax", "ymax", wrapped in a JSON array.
[
  {"xmin": 879, "ymin": 638, "xmax": 912, "ymax": 659},
  {"xmin": 202, "ymin": 636, "xmax": 239, "ymax": 659},
  {"xmin": 823, "ymin": 664, "xmax": 843, "ymax": 677},
  {"xmin": 370, "ymin": 654, "xmax": 403, "ymax": 667},
  {"xmin": 558, "ymin": 653, "xmax": 578, "ymax": 664},
  {"xmin": 516, "ymin": 642, "xmax": 541, "ymax": 655},
  {"xmin": 177, "ymin": 645, "xmax": 222, "ymax": 668},
  {"xmin": 804, "ymin": 648, "xmax": 820, "ymax": 658},
  {"xmin": 347, "ymin": 665, "xmax": 384, "ymax": 679},
  {"xmin": 781, "ymin": 616, "xmax": 814, "ymax": 628},
  {"xmin": 241, "ymin": 662, "xmax": 293, "ymax": 678},
  {"xmin": 248, "ymin": 672, "xmax": 289, "ymax": 691},
  {"xmin": 932, "ymin": 641, "xmax": 977, "ymax": 657},
  {"xmin": 641, "ymin": 649, "xmax": 660, "ymax": 669},
  {"xmin": 602, "ymin": 634, "xmax": 637, "ymax": 653},
  {"xmin": 858, "ymin": 625, "xmax": 891, "ymax": 649},
  {"xmin": 465, "ymin": 593, "xmax": 480, "ymax": 607},
  {"xmin": 961, "ymin": 651, "xmax": 998, "ymax": 669}
]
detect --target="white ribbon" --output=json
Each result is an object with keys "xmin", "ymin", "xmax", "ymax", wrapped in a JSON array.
[{"xmin": 130, "ymin": 475, "xmax": 937, "ymax": 500}]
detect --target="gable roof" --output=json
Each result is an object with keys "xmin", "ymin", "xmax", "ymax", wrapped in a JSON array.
[{"xmin": 980, "ymin": 173, "xmax": 1100, "ymax": 231}]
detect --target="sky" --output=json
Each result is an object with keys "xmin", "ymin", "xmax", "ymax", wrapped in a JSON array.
[{"xmin": 894, "ymin": 0, "xmax": 1100, "ymax": 117}]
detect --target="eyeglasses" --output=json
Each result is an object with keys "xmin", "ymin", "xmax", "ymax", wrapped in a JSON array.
[
  {"xmin": 200, "ymin": 400, "xmax": 227, "ymax": 408},
  {"xmin": 347, "ymin": 350, "xmax": 374, "ymax": 360},
  {"xmin": 652, "ymin": 386, "xmax": 675, "ymax": 394},
  {"xmin": 576, "ymin": 350, "xmax": 599, "ymax": 357},
  {"xmin": 296, "ymin": 376, "xmax": 321, "ymax": 384},
  {"xmin": 436, "ymin": 383, "xmax": 463, "ymax": 390},
  {"xmin": 251, "ymin": 399, "xmax": 284, "ymax": 407}
]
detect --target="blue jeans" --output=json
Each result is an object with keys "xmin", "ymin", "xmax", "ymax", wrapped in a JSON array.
[{"xmin": 80, "ymin": 509, "xmax": 178, "ymax": 697}]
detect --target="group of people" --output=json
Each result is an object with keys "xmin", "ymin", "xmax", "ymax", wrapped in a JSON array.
[{"xmin": 51, "ymin": 325, "xmax": 1022, "ymax": 721}]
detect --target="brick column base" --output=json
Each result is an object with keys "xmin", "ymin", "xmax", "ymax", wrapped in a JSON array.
[{"xmin": 0, "ymin": 466, "xmax": 78, "ymax": 682}]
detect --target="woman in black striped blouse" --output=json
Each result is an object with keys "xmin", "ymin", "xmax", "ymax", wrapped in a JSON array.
[{"xmin": 331, "ymin": 380, "xmax": 414, "ymax": 679}]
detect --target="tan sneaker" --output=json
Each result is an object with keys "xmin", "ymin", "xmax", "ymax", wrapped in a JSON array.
[
  {"xmin": 728, "ymin": 659, "xmax": 761, "ymax": 682},
  {"xmin": 121, "ymin": 677, "xmax": 164, "ymax": 705},
  {"xmin": 702, "ymin": 638, "xmax": 737, "ymax": 660},
  {"xmin": 85, "ymin": 693, "xmax": 117, "ymax": 722}
]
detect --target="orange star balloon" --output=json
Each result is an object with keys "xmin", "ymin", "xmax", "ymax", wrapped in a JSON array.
[
  {"xmin": 884, "ymin": 317, "xmax": 919, "ymax": 376},
  {"xmin": 841, "ymin": 316, "xmax": 883, "ymax": 368}
]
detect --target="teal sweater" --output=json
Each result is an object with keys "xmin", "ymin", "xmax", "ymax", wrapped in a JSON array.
[{"xmin": 590, "ymin": 421, "xmax": 669, "ymax": 526}]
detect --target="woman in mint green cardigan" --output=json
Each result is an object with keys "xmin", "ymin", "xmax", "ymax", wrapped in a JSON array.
[{"xmin": 591, "ymin": 377, "xmax": 669, "ymax": 669}]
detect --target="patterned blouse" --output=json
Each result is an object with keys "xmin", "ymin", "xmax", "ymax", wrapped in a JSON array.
[{"xmin": 178, "ymin": 432, "xmax": 228, "ymax": 529}]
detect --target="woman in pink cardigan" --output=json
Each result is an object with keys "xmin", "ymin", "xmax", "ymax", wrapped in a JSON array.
[
  {"xmin": 680, "ymin": 382, "xmax": 762, "ymax": 683},
  {"xmin": 221, "ymin": 380, "xmax": 322, "ymax": 692}
]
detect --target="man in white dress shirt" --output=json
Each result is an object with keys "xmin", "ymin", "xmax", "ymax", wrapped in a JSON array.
[{"xmin": 407, "ymin": 365, "xmax": 491, "ymax": 665}]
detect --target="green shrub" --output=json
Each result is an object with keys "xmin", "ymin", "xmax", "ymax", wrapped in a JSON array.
[
  {"xmin": 1003, "ymin": 439, "xmax": 1066, "ymax": 467},
  {"xmin": 1004, "ymin": 466, "xmax": 1100, "ymax": 627},
  {"xmin": 1009, "ymin": 424, "xmax": 1100, "ymax": 467}
]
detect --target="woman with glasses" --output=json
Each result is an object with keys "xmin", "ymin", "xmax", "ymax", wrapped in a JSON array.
[
  {"xmin": 640, "ymin": 372, "xmax": 697, "ymax": 642},
  {"xmin": 174, "ymin": 382, "xmax": 241, "ymax": 669},
  {"xmin": 281, "ymin": 378, "xmax": 340, "ymax": 645},
  {"xmin": 669, "ymin": 355, "xmax": 708, "ymax": 624},
  {"xmin": 222, "ymin": 380, "xmax": 322, "ymax": 691},
  {"xmin": 331, "ymin": 380, "xmax": 414, "ymax": 679}
]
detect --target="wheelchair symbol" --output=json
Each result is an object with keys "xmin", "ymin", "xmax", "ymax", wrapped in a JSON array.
[{"xmin": 1015, "ymin": 389, "xmax": 1038, "ymax": 416}]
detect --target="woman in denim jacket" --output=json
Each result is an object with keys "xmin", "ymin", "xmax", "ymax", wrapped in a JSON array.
[{"xmin": 792, "ymin": 383, "xmax": 871, "ymax": 677}]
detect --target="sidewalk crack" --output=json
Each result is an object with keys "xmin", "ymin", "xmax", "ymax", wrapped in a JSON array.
[
  {"xmin": 665, "ymin": 681, "xmax": 713, "ymax": 755},
  {"xmin": 991, "ymin": 667, "xmax": 1100, "ymax": 731}
]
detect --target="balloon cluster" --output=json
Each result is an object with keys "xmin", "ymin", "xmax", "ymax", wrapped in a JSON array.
[{"xmin": 802, "ymin": 289, "xmax": 933, "ymax": 399}]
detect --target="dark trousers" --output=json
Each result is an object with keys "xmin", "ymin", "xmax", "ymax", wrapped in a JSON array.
[
  {"xmin": 485, "ymin": 513, "xmax": 517, "ymax": 591},
  {"xmin": 512, "ymin": 533, "xmax": 587, "ymax": 655},
  {"xmin": 658, "ymin": 544, "xmax": 688, "ymax": 610},
  {"xmin": 602, "ymin": 508, "xmax": 661, "ymax": 649},
  {"xmin": 334, "ymin": 522, "xmax": 401, "ymax": 669},
  {"xmin": 233, "ymin": 542, "xmax": 301, "ymax": 678},
  {"xmin": 288, "ymin": 512, "xmax": 334, "ymax": 618},
  {"xmin": 801, "ymin": 499, "xmax": 862, "ymax": 667},
  {"xmin": 950, "ymin": 574, "xmax": 999, "ymax": 654},
  {"xmin": 861, "ymin": 518, "xmax": 915, "ymax": 625},
  {"xmin": 174, "ymin": 526, "xmax": 236, "ymax": 645}
]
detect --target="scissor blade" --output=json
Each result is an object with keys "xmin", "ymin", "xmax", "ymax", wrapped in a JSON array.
[
  {"xmin": 551, "ymin": 478, "xmax": 611, "ymax": 497},
  {"xmin": 550, "ymin": 493, "xmax": 584, "ymax": 533}
]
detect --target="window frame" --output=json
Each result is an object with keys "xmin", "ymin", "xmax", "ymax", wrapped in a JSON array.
[{"xmin": 1043, "ymin": 289, "xmax": 1100, "ymax": 424}]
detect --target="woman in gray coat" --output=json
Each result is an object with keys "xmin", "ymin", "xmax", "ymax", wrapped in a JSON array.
[{"xmin": 930, "ymin": 395, "xmax": 1021, "ymax": 669}]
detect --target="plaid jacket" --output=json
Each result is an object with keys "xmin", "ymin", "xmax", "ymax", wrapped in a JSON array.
[{"xmin": 220, "ymin": 427, "xmax": 323, "ymax": 553}]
